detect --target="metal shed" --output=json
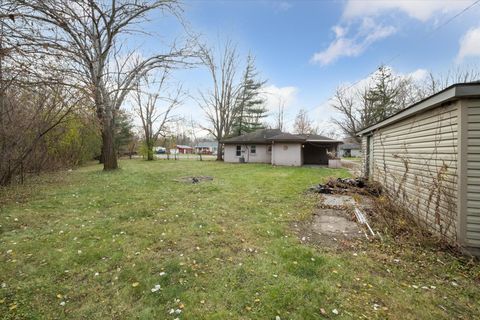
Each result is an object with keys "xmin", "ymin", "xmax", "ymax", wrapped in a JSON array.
[{"xmin": 357, "ymin": 82, "xmax": 480, "ymax": 255}]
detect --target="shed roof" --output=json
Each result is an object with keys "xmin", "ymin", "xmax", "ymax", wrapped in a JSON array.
[{"xmin": 357, "ymin": 82, "xmax": 480, "ymax": 136}]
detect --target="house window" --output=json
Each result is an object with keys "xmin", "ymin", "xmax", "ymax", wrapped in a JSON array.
[
  {"xmin": 283, "ymin": 145, "xmax": 288, "ymax": 151},
  {"xmin": 267, "ymin": 145, "xmax": 272, "ymax": 152},
  {"xmin": 251, "ymin": 145, "xmax": 256, "ymax": 154},
  {"xmin": 236, "ymin": 145, "xmax": 241, "ymax": 156}
]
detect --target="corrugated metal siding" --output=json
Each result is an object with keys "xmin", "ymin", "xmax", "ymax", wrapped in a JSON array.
[
  {"xmin": 370, "ymin": 103, "xmax": 459, "ymax": 239},
  {"xmin": 466, "ymin": 103, "xmax": 480, "ymax": 247}
]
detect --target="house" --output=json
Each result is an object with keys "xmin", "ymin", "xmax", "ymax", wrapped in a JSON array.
[
  {"xmin": 357, "ymin": 82, "xmax": 480, "ymax": 255},
  {"xmin": 339, "ymin": 142, "xmax": 361, "ymax": 157},
  {"xmin": 194, "ymin": 141, "xmax": 218, "ymax": 155},
  {"xmin": 175, "ymin": 145, "xmax": 193, "ymax": 154},
  {"xmin": 222, "ymin": 129, "xmax": 341, "ymax": 166}
]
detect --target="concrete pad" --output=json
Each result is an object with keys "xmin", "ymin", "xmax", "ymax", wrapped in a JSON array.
[
  {"xmin": 310, "ymin": 208, "xmax": 361, "ymax": 238},
  {"xmin": 312, "ymin": 215, "xmax": 360, "ymax": 235},
  {"xmin": 322, "ymin": 194, "xmax": 356, "ymax": 207}
]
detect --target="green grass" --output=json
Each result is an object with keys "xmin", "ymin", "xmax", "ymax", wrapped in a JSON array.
[{"xmin": 0, "ymin": 160, "xmax": 479, "ymax": 319}]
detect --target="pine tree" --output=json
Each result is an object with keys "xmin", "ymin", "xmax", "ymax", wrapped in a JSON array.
[
  {"xmin": 365, "ymin": 65, "xmax": 403, "ymax": 124},
  {"xmin": 232, "ymin": 55, "xmax": 268, "ymax": 136}
]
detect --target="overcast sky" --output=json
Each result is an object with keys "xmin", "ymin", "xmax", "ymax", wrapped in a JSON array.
[{"xmin": 130, "ymin": 0, "xmax": 480, "ymax": 136}]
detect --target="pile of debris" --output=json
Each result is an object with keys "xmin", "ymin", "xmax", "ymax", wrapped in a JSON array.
[{"xmin": 308, "ymin": 177, "xmax": 381, "ymax": 196}]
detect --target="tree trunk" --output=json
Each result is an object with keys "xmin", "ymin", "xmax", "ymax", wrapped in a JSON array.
[
  {"xmin": 147, "ymin": 144, "xmax": 154, "ymax": 161},
  {"xmin": 102, "ymin": 121, "xmax": 118, "ymax": 170},
  {"xmin": 216, "ymin": 141, "xmax": 223, "ymax": 161}
]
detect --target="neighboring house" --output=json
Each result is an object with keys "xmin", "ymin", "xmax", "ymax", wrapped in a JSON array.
[
  {"xmin": 339, "ymin": 143, "xmax": 361, "ymax": 157},
  {"xmin": 222, "ymin": 129, "xmax": 341, "ymax": 166},
  {"xmin": 175, "ymin": 145, "xmax": 193, "ymax": 154},
  {"xmin": 357, "ymin": 82, "xmax": 480, "ymax": 255},
  {"xmin": 194, "ymin": 141, "xmax": 218, "ymax": 155}
]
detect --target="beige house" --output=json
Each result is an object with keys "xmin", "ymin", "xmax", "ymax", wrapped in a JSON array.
[
  {"xmin": 357, "ymin": 82, "xmax": 480, "ymax": 255},
  {"xmin": 223, "ymin": 129, "xmax": 340, "ymax": 166}
]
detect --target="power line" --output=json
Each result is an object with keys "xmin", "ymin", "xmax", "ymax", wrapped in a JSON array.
[{"xmin": 285, "ymin": 0, "xmax": 480, "ymax": 127}]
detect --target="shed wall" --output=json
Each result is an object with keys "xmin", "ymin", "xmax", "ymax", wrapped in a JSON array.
[
  {"xmin": 465, "ymin": 100, "xmax": 480, "ymax": 248},
  {"xmin": 366, "ymin": 102, "xmax": 459, "ymax": 239}
]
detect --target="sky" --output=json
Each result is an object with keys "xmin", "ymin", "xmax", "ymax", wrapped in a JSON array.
[{"xmin": 131, "ymin": 0, "xmax": 480, "ymax": 137}]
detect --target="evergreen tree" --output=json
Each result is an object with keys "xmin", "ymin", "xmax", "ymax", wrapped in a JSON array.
[
  {"xmin": 365, "ymin": 65, "xmax": 403, "ymax": 124},
  {"xmin": 114, "ymin": 111, "xmax": 134, "ymax": 157},
  {"xmin": 232, "ymin": 55, "xmax": 268, "ymax": 136}
]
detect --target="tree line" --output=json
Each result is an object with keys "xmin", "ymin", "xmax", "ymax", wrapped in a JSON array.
[
  {"xmin": 0, "ymin": 0, "xmax": 275, "ymax": 184},
  {"xmin": 332, "ymin": 65, "xmax": 480, "ymax": 143}
]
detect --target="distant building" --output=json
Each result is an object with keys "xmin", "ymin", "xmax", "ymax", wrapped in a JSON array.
[
  {"xmin": 176, "ymin": 145, "xmax": 193, "ymax": 154},
  {"xmin": 339, "ymin": 143, "xmax": 361, "ymax": 157},
  {"xmin": 194, "ymin": 141, "xmax": 218, "ymax": 155}
]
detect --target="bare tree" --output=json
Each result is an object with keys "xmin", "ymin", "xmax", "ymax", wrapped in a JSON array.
[
  {"xmin": 188, "ymin": 117, "xmax": 202, "ymax": 161},
  {"xmin": 133, "ymin": 69, "xmax": 182, "ymax": 161},
  {"xmin": 424, "ymin": 66, "xmax": 480, "ymax": 96},
  {"xmin": 0, "ymin": 4, "xmax": 95, "ymax": 185},
  {"xmin": 293, "ymin": 108, "xmax": 317, "ymax": 135},
  {"xmin": 14, "ymin": 0, "xmax": 192, "ymax": 170},
  {"xmin": 331, "ymin": 66, "xmax": 419, "ymax": 142},
  {"xmin": 198, "ymin": 41, "xmax": 242, "ymax": 160},
  {"xmin": 273, "ymin": 98, "xmax": 286, "ymax": 131},
  {"xmin": 331, "ymin": 87, "xmax": 361, "ymax": 142}
]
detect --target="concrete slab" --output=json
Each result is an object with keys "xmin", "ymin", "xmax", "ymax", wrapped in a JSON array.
[
  {"xmin": 312, "ymin": 214, "xmax": 361, "ymax": 236},
  {"xmin": 322, "ymin": 194, "xmax": 356, "ymax": 207}
]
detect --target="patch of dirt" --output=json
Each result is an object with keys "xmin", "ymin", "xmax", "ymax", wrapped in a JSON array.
[
  {"xmin": 293, "ymin": 193, "xmax": 375, "ymax": 250},
  {"xmin": 174, "ymin": 176, "xmax": 213, "ymax": 184},
  {"xmin": 294, "ymin": 208, "xmax": 364, "ymax": 250}
]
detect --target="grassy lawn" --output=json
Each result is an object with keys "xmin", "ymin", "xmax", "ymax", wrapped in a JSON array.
[{"xmin": 1, "ymin": 160, "xmax": 479, "ymax": 319}]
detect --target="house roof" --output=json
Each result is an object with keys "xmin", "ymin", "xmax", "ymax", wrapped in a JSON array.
[
  {"xmin": 357, "ymin": 82, "xmax": 480, "ymax": 136},
  {"xmin": 222, "ymin": 129, "xmax": 341, "ymax": 144},
  {"xmin": 222, "ymin": 129, "xmax": 282, "ymax": 144},
  {"xmin": 268, "ymin": 132, "xmax": 305, "ymax": 142},
  {"xmin": 176, "ymin": 145, "xmax": 193, "ymax": 149}
]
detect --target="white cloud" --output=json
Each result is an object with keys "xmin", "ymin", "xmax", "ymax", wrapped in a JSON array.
[
  {"xmin": 311, "ymin": 18, "xmax": 396, "ymax": 66},
  {"xmin": 263, "ymin": 85, "xmax": 298, "ymax": 111},
  {"xmin": 408, "ymin": 68, "xmax": 429, "ymax": 82},
  {"xmin": 343, "ymin": 0, "xmax": 474, "ymax": 22},
  {"xmin": 457, "ymin": 26, "xmax": 480, "ymax": 62}
]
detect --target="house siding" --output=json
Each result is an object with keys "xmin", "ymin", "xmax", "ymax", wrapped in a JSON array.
[
  {"xmin": 272, "ymin": 143, "xmax": 303, "ymax": 166},
  {"xmin": 365, "ymin": 102, "xmax": 459, "ymax": 240},
  {"xmin": 224, "ymin": 144, "xmax": 271, "ymax": 163},
  {"xmin": 466, "ymin": 100, "xmax": 480, "ymax": 249}
]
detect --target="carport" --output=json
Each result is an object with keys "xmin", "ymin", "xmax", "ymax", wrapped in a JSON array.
[
  {"xmin": 302, "ymin": 135, "xmax": 341, "ymax": 165},
  {"xmin": 303, "ymin": 142, "xmax": 329, "ymax": 165}
]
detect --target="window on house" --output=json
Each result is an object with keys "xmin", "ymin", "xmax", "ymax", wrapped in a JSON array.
[
  {"xmin": 251, "ymin": 145, "xmax": 256, "ymax": 154},
  {"xmin": 267, "ymin": 145, "xmax": 272, "ymax": 152},
  {"xmin": 236, "ymin": 145, "xmax": 241, "ymax": 156}
]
